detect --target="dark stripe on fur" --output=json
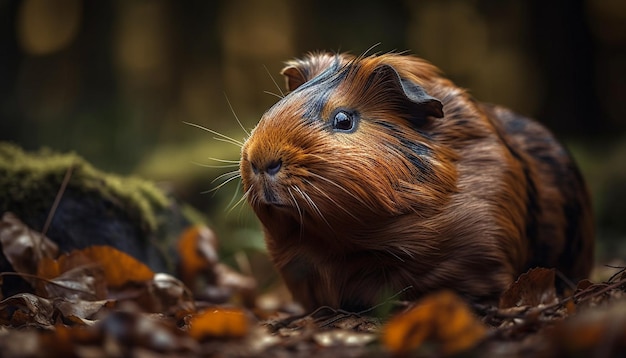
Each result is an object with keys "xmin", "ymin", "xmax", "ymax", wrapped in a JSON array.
[
  {"xmin": 371, "ymin": 120, "xmax": 433, "ymax": 179},
  {"xmin": 293, "ymin": 59, "xmax": 347, "ymax": 122},
  {"xmin": 483, "ymin": 107, "xmax": 542, "ymax": 269}
]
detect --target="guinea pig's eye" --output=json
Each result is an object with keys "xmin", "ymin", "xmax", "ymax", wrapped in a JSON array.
[{"xmin": 331, "ymin": 110, "xmax": 358, "ymax": 133}]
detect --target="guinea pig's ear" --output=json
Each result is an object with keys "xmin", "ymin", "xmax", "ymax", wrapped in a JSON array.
[
  {"xmin": 281, "ymin": 65, "xmax": 307, "ymax": 92},
  {"xmin": 280, "ymin": 53, "xmax": 341, "ymax": 92},
  {"xmin": 377, "ymin": 64, "xmax": 444, "ymax": 121}
]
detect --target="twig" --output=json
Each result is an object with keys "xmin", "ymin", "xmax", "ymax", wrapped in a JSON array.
[
  {"xmin": 606, "ymin": 265, "xmax": 626, "ymax": 283},
  {"xmin": 482, "ymin": 275, "xmax": 626, "ymax": 324},
  {"xmin": 0, "ymin": 270, "xmax": 100, "ymax": 300},
  {"xmin": 570, "ymin": 276, "xmax": 626, "ymax": 304},
  {"xmin": 318, "ymin": 286, "xmax": 414, "ymax": 328},
  {"xmin": 42, "ymin": 164, "xmax": 74, "ymax": 237}
]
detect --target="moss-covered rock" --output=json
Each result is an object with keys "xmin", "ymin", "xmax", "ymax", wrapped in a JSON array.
[{"xmin": 0, "ymin": 142, "xmax": 185, "ymax": 274}]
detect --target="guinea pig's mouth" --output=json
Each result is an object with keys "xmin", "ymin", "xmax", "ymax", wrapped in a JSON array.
[
  {"xmin": 256, "ymin": 198, "xmax": 294, "ymax": 214},
  {"xmin": 264, "ymin": 188, "xmax": 279, "ymax": 203},
  {"xmin": 245, "ymin": 174, "xmax": 298, "ymax": 212},
  {"xmin": 254, "ymin": 183, "xmax": 290, "ymax": 209}
]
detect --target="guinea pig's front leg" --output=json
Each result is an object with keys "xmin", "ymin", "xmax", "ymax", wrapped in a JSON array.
[{"xmin": 278, "ymin": 257, "xmax": 328, "ymax": 311}]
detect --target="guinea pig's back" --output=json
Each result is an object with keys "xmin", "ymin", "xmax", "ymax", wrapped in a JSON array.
[{"xmin": 484, "ymin": 104, "xmax": 594, "ymax": 282}]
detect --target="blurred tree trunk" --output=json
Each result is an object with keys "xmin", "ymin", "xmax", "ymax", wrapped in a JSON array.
[
  {"xmin": 528, "ymin": 0, "xmax": 606, "ymax": 135},
  {"xmin": 291, "ymin": 0, "xmax": 410, "ymax": 55}
]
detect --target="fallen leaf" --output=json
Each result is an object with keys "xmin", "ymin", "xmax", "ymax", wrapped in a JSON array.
[
  {"xmin": 55, "ymin": 299, "xmax": 113, "ymax": 324},
  {"xmin": 187, "ymin": 307, "xmax": 249, "ymax": 340},
  {"xmin": 39, "ymin": 264, "xmax": 107, "ymax": 300},
  {"xmin": 36, "ymin": 256, "xmax": 62, "ymax": 281},
  {"xmin": 38, "ymin": 324, "xmax": 80, "ymax": 357},
  {"xmin": 575, "ymin": 279, "xmax": 596, "ymax": 292},
  {"xmin": 382, "ymin": 290, "xmax": 487, "ymax": 356},
  {"xmin": 499, "ymin": 268, "xmax": 557, "ymax": 309},
  {"xmin": 0, "ymin": 293, "xmax": 55, "ymax": 327},
  {"xmin": 78, "ymin": 246, "xmax": 155, "ymax": 287},
  {"xmin": 313, "ymin": 329, "xmax": 377, "ymax": 347},
  {"xmin": 547, "ymin": 299, "xmax": 626, "ymax": 356},
  {"xmin": 0, "ymin": 212, "xmax": 58, "ymax": 280},
  {"xmin": 211, "ymin": 262, "xmax": 257, "ymax": 306},
  {"xmin": 0, "ymin": 329, "xmax": 42, "ymax": 357},
  {"xmin": 132, "ymin": 273, "xmax": 195, "ymax": 315},
  {"xmin": 176, "ymin": 225, "xmax": 219, "ymax": 291},
  {"xmin": 95, "ymin": 309, "xmax": 198, "ymax": 353},
  {"xmin": 175, "ymin": 226, "xmax": 257, "ymax": 306},
  {"xmin": 37, "ymin": 245, "xmax": 154, "ymax": 291}
]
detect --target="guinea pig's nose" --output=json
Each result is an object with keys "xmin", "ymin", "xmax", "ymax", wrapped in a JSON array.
[
  {"xmin": 251, "ymin": 159, "xmax": 282, "ymax": 176},
  {"xmin": 266, "ymin": 160, "xmax": 282, "ymax": 175}
]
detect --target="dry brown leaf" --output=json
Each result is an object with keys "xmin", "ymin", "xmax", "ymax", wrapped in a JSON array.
[
  {"xmin": 499, "ymin": 267, "xmax": 557, "ymax": 309},
  {"xmin": 176, "ymin": 225, "xmax": 219, "ymax": 291},
  {"xmin": 211, "ymin": 262, "xmax": 257, "ymax": 306},
  {"xmin": 313, "ymin": 329, "xmax": 377, "ymax": 347},
  {"xmin": 382, "ymin": 290, "xmax": 487, "ymax": 356},
  {"xmin": 175, "ymin": 225, "xmax": 256, "ymax": 305},
  {"xmin": 0, "ymin": 293, "xmax": 55, "ymax": 327},
  {"xmin": 132, "ymin": 273, "xmax": 195, "ymax": 315},
  {"xmin": 0, "ymin": 213, "xmax": 58, "ymax": 279},
  {"xmin": 0, "ymin": 329, "xmax": 44, "ymax": 357},
  {"xmin": 94, "ymin": 309, "xmax": 198, "ymax": 353},
  {"xmin": 37, "ymin": 245, "xmax": 154, "ymax": 291},
  {"xmin": 0, "ymin": 291, "xmax": 113, "ymax": 328},
  {"xmin": 39, "ymin": 325, "xmax": 76, "ymax": 357},
  {"xmin": 55, "ymin": 299, "xmax": 113, "ymax": 324},
  {"xmin": 547, "ymin": 299, "xmax": 626, "ymax": 356},
  {"xmin": 188, "ymin": 307, "xmax": 250, "ymax": 340},
  {"xmin": 576, "ymin": 279, "xmax": 596, "ymax": 292},
  {"xmin": 41, "ymin": 264, "xmax": 107, "ymax": 300}
]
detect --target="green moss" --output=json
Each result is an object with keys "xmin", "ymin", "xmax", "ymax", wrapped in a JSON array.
[{"xmin": 0, "ymin": 142, "xmax": 169, "ymax": 232}]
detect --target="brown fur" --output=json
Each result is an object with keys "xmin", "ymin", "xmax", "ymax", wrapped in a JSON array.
[{"xmin": 240, "ymin": 52, "xmax": 594, "ymax": 311}]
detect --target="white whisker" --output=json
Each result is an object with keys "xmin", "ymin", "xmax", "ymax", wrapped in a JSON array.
[
  {"xmin": 208, "ymin": 157, "xmax": 241, "ymax": 164},
  {"xmin": 191, "ymin": 161, "xmax": 239, "ymax": 169},
  {"xmin": 263, "ymin": 64, "xmax": 285, "ymax": 98},
  {"xmin": 210, "ymin": 169, "xmax": 241, "ymax": 184},
  {"xmin": 307, "ymin": 172, "xmax": 369, "ymax": 209},
  {"xmin": 226, "ymin": 185, "xmax": 254, "ymax": 216},
  {"xmin": 263, "ymin": 90, "xmax": 284, "ymax": 100},
  {"xmin": 287, "ymin": 187, "xmax": 304, "ymax": 228},
  {"xmin": 223, "ymin": 93, "xmax": 251, "ymax": 137},
  {"xmin": 183, "ymin": 121, "xmax": 244, "ymax": 147},
  {"xmin": 225, "ymin": 179, "xmax": 242, "ymax": 210},
  {"xmin": 293, "ymin": 185, "xmax": 333, "ymax": 230},
  {"xmin": 303, "ymin": 178, "xmax": 361, "ymax": 223},
  {"xmin": 385, "ymin": 249, "xmax": 405, "ymax": 263},
  {"xmin": 212, "ymin": 136, "xmax": 244, "ymax": 147},
  {"xmin": 360, "ymin": 43, "xmax": 382, "ymax": 59},
  {"xmin": 398, "ymin": 246, "xmax": 415, "ymax": 258},
  {"xmin": 203, "ymin": 172, "xmax": 241, "ymax": 194}
]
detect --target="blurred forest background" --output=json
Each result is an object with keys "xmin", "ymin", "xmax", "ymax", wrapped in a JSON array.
[{"xmin": 1, "ymin": 0, "xmax": 625, "ymax": 263}]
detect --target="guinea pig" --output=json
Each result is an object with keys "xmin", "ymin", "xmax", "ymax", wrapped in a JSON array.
[{"xmin": 239, "ymin": 52, "xmax": 594, "ymax": 312}]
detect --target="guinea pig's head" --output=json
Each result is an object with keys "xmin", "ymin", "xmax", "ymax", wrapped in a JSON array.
[{"xmin": 241, "ymin": 53, "xmax": 458, "ymax": 232}]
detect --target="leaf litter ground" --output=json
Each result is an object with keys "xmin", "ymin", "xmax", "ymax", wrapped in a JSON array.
[{"xmin": 0, "ymin": 212, "xmax": 625, "ymax": 357}]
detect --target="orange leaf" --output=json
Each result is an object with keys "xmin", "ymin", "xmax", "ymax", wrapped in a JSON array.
[
  {"xmin": 37, "ymin": 256, "xmax": 61, "ymax": 280},
  {"xmin": 78, "ymin": 246, "xmax": 155, "ymax": 287},
  {"xmin": 188, "ymin": 307, "xmax": 249, "ymax": 340},
  {"xmin": 548, "ymin": 300, "xmax": 626, "ymax": 356},
  {"xmin": 176, "ymin": 225, "xmax": 219, "ymax": 289},
  {"xmin": 37, "ymin": 245, "xmax": 154, "ymax": 288},
  {"xmin": 382, "ymin": 290, "xmax": 487, "ymax": 356}
]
